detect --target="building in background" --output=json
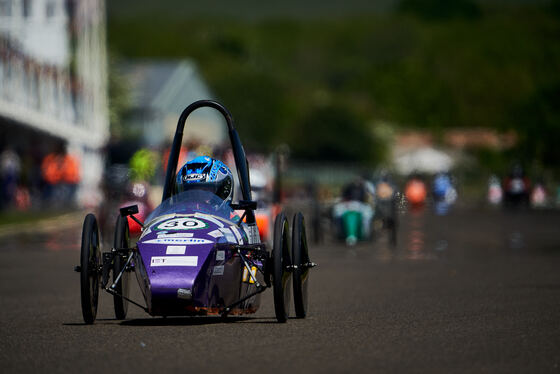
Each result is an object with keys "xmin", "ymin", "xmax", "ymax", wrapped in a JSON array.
[
  {"xmin": 121, "ymin": 59, "xmax": 225, "ymax": 149},
  {"xmin": 0, "ymin": 0, "xmax": 109, "ymax": 208}
]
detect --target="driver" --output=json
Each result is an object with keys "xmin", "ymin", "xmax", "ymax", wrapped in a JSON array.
[{"xmin": 175, "ymin": 156, "xmax": 234, "ymax": 206}]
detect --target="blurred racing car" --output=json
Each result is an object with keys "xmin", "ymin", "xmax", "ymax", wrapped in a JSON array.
[
  {"xmin": 332, "ymin": 178, "xmax": 374, "ymax": 246},
  {"xmin": 530, "ymin": 180, "xmax": 547, "ymax": 208},
  {"xmin": 431, "ymin": 172, "xmax": 457, "ymax": 215},
  {"xmin": 503, "ymin": 164, "xmax": 531, "ymax": 207},
  {"xmin": 372, "ymin": 173, "xmax": 398, "ymax": 246},
  {"xmin": 405, "ymin": 174, "xmax": 427, "ymax": 207},
  {"xmin": 75, "ymin": 100, "xmax": 315, "ymax": 324},
  {"xmin": 487, "ymin": 174, "xmax": 503, "ymax": 206}
]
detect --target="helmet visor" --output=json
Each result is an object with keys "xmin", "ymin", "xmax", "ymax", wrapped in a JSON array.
[{"xmin": 178, "ymin": 179, "xmax": 232, "ymax": 201}]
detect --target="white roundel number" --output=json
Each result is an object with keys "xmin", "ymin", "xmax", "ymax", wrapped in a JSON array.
[{"xmin": 156, "ymin": 218, "xmax": 208, "ymax": 230}]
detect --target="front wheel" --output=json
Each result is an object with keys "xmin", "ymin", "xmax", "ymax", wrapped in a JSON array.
[
  {"xmin": 113, "ymin": 215, "xmax": 130, "ymax": 320},
  {"xmin": 292, "ymin": 212, "xmax": 310, "ymax": 318},
  {"xmin": 272, "ymin": 212, "xmax": 292, "ymax": 323},
  {"xmin": 80, "ymin": 214, "xmax": 101, "ymax": 324}
]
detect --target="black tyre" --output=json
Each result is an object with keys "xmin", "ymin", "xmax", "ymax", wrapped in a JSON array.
[
  {"xmin": 113, "ymin": 215, "xmax": 130, "ymax": 320},
  {"xmin": 272, "ymin": 212, "xmax": 292, "ymax": 323},
  {"xmin": 292, "ymin": 212, "xmax": 310, "ymax": 318},
  {"xmin": 80, "ymin": 214, "xmax": 101, "ymax": 324}
]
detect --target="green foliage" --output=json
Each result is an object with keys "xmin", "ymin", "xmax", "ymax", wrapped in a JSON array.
[
  {"xmin": 398, "ymin": 0, "xmax": 482, "ymax": 20},
  {"xmin": 107, "ymin": 52, "xmax": 131, "ymax": 138},
  {"xmin": 107, "ymin": 1, "xmax": 560, "ymax": 169},
  {"xmin": 469, "ymin": 148, "xmax": 510, "ymax": 174},
  {"xmin": 514, "ymin": 82, "xmax": 560, "ymax": 166},
  {"xmin": 129, "ymin": 148, "xmax": 159, "ymax": 182},
  {"xmin": 291, "ymin": 105, "xmax": 379, "ymax": 163},
  {"xmin": 216, "ymin": 70, "xmax": 289, "ymax": 151},
  {"xmin": 551, "ymin": 0, "xmax": 560, "ymax": 16}
]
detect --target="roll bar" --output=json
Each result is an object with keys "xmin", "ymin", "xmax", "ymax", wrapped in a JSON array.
[{"xmin": 161, "ymin": 100, "xmax": 255, "ymax": 224}]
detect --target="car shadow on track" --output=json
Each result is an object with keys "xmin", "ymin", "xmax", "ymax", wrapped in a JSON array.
[
  {"xmin": 119, "ymin": 316, "xmax": 257, "ymax": 326},
  {"xmin": 119, "ymin": 315, "xmax": 293, "ymax": 326},
  {"xmin": 63, "ymin": 316, "xmax": 285, "ymax": 326},
  {"xmin": 62, "ymin": 318, "xmax": 131, "ymax": 326}
]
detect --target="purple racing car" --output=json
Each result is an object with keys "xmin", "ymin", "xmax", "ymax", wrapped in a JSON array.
[{"xmin": 76, "ymin": 100, "xmax": 315, "ymax": 323}]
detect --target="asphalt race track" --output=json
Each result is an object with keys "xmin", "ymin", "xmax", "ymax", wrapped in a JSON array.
[{"xmin": 1, "ymin": 207, "xmax": 559, "ymax": 373}]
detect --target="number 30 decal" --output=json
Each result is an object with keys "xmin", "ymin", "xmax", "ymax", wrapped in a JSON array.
[{"xmin": 156, "ymin": 218, "xmax": 208, "ymax": 230}]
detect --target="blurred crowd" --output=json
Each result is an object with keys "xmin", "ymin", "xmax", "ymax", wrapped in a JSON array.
[
  {"xmin": 486, "ymin": 164, "xmax": 557, "ymax": 209},
  {"xmin": 327, "ymin": 166, "xmax": 560, "ymax": 246},
  {"xmin": 330, "ymin": 166, "xmax": 560, "ymax": 213},
  {"xmin": 0, "ymin": 141, "xmax": 81, "ymax": 212},
  {"xmin": 0, "ymin": 130, "xmax": 270, "ymax": 218},
  {"xmin": 97, "ymin": 138, "xmax": 238, "ymax": 235}
]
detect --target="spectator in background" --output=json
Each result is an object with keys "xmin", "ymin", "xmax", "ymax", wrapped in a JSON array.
[
  {"xmin": 41, "ymin": 142, "xmax": 81, "ymax": 207},
  {"xmin": 342, "ymin": 178, "xmax": 367, "ymax": 203},
  {"xmin": 129, "ymin": 148, "xmax": 158, "ymax": 183},
  {"xmin": 60, "ymin": 147, "xmax": 80, "ymax": 204},
  {"xmin": 0, "ymin": 147, "xmax": 21, "ymax": 209}
]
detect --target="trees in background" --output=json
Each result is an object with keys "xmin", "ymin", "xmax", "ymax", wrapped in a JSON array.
[{"xmin": 107, "ymin": 0, "xmax": 560, "ymax": 171}]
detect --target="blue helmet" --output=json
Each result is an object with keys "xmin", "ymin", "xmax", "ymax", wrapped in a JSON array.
[{"xmin": 176, "ymin": 156, "xmax": 234, "ymax": 203}]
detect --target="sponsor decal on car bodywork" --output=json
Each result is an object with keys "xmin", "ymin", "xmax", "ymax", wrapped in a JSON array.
[
  {"xmin": 208, "ymin": 229, "xmax": 224, "ymax": 238},
  {"xmin": 150, "ymin": 256, "xmax": 198, "ymax": 267},
  {"xmin": 158, "ymin": 232, "xmax": 194, "ymax": 238},
  {"xmin": 166, "ymin": 245, "xmax": 186, "ymax": 255},
  {"xmin": 229, "ymin": 225, "xmax": 243, "ymax": 244},
  {"xmin": 216, "ymin": 250, "xmax": 225, "ymax": 261},
  {"xmin": 194, "ymin": 213, "xmax": 225, "ymax": 228},
  {"xmin": 212, "ymin": 265, "xmax": 224, "ymax": 276},
  {"xmin": 142, "ymin": 237, "xmax": 213, "ymax": 245},
  {"xmin": 218, "ymin": 228, "xmax": 237, "ymax": 243},
  {"xmin": 245, "ymin": 225, "xmax": 260, "ymax": 244},
  {"xmin": 155, "ymin": 217, "xmax": 208, "ymax": 231}
]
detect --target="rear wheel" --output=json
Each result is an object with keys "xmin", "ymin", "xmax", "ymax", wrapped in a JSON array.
[
  {"xmin": 80, "ymin": 214, "xmax": 101, "ymax": 324},
  {"xmin": 292, "ymin": 212, "xmax": 310, "ymax": 318},
  {"xmin": 113, "ymin": 215, "xmax": 130, "ymax": 320},
  {"xmin": 272, "ymin": 212, "xmax": 292, "ymax": 323}
]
